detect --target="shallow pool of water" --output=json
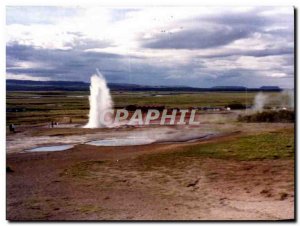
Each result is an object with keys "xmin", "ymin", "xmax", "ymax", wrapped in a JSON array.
[
  {"xmin": 85, "ymin": 132, "xmax": 216, "ymax": 147},
  {"xmin": 26, "ymin": 144, "xmax": 74, "ymax": 152},
  {"xmin": 86, "ymin": 137, "xmax": 155, "ymax": 146}
]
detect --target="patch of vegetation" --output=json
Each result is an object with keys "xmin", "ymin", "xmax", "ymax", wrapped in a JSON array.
[
  {"xmin": 178, "ymin": 128, "xmax": 294, "ymax": 160},
  {"xmin": 135, "ymin": 129, "xmax": 294, "ymax": 170},
  {"xmin": 61, "ymin": 161, "xmax": 105, "ymax": 178},
  {"xmin": 238, "ymin": 110, "xmax": 295, "ymax": 123},
  {"xmin": 76, "ymin": 204, "xmax": 103, "ymax": 214},
  {"xmin": 226, "ymin": 101, "xmax": 247, "ymax": 110},
  {"xmin": 113, "ymin": 92, "xmax": 256, "ymax": 108},
  {"xmin": 22, "ymin": 197, "xmax": 58, "ymax": 220}
]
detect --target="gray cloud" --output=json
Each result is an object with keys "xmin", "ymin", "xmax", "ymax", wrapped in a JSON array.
[
  {"xmin": 203, "ymin": 47, "xmax": 294, "ymax": 58},
  {"xmin": 143, "ymin": 26, "xmax": 251, "ymax": 49},
  {"xmin": 6, "ymin": 44, "xmax": 189, "ymax": 85},
  {"xmin": 6, "ymin": 44, "xmax": 131, "ymax": 81},
  {"xmin": 142, "ymin": 10, "xmax": 291, "ymax": 50},
  {"xmin": 63, "ymin": 32, "xmax": 114, "ymax": 50}
]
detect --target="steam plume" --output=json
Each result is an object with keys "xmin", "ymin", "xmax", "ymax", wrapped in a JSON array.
[
  {"xmin": 252, "ymin": 90, "xmax": 294, "ymax": 112},
  {"xmin": 253, "ymin": 92, "xmax": 268, "ymax": 112},
  {"xmin": 84, "ymin": 71, "xmax": 114, "ymax": 128}
]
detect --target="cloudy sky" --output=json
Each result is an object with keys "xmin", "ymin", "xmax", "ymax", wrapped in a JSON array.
[{"xmin": 6, "ymin": 6, "xmax": 294, "ymax": 88}]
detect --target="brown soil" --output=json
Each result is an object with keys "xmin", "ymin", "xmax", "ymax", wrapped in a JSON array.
[{"xmin": 7, "ymin": 133, "xmax": 294, "ymax": 221}]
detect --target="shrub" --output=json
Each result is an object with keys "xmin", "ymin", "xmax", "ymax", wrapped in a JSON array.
[
  {"xmin": 238, "ymin": 110, "xmax": 294, "ymax": 123},
  {"xmin": 226, "ymin": 102, "xmax": 247, "ymax": 110}
]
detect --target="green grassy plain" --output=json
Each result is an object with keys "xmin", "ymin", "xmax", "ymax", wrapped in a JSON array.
[
  {"xmin": 7, "ymin": 91, "xmax": 283, "ymax": 125},
  {"xmin": 133, "ymin": 128, "xmax": 294, "ymax": 171}
]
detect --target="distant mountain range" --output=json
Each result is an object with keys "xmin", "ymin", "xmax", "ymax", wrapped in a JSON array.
[{"xmin": 6, "ymin": 79, "xmax": 282, "ymax": 92}]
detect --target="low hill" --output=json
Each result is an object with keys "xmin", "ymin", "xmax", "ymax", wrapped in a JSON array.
[{"xmin": 6, "ymin": 79, "xmax": 282, "ymax": 92}]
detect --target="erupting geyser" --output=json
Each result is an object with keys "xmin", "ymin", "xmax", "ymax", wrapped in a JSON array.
[{"xmin": 84, "ymin": 71, "xmax": 114, "ymax": 128}]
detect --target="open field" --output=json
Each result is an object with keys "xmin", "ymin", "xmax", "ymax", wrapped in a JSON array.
[
  {"xmin": 6, "ymin": 90, "xmax": 295, "ymax": 220},
  {"xmin": 7, "ymin": 91, "xmax": 286, "ymax": 125}
]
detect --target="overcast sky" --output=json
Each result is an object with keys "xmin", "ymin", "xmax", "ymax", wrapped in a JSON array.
[{"xmin": 6, "ymin": 6, "xmax": 294, "ymax": 88}]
